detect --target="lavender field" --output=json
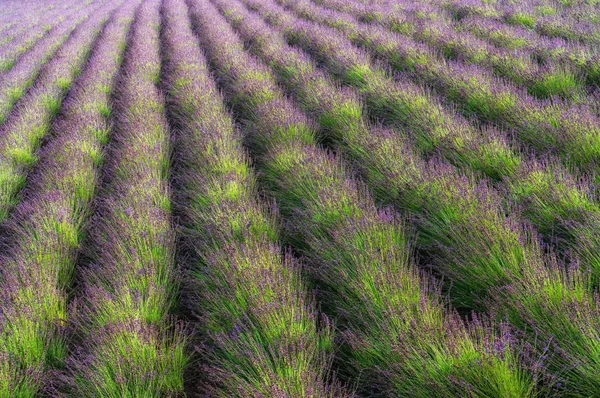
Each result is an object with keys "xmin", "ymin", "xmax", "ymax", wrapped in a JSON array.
[{"xmin": 1, "ymin": 0, "xmax": 600, "ymax": 396}]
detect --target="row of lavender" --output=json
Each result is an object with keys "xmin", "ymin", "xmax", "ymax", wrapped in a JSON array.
[
  {"xmin": 165, "ymin": 0, "xmax": 597, "ymax": 395},
  {"xmin": 344, "ymin": 0, "xmax": 600, "ymax": 48},
  {"xmin": 1, "ymin": 0, "xmax": 334, "ymax": 394},
  {"xmin": 280, "ymin": 0, "xmax": 600, "ymax": 272},
  {"xmin": 1, "ymin": 0, "xmax": 600, "ymax": 396},
  {"xmin": 65, "ymin": 0, "xmax": 188, "ymax": 394},
  {"xmin": 161, "ymin": 0, "xmax": 342, "ymax": 395},
  {"xmin": 178, "ymin": 0, "xmax": 600, "ymax": 394},
  {"xmin": 0, "ymin": 0, "xmax": 125, "ymax": 223},
  {"xmin": 416, "ymin": 0, "xmax": 600, "ymax": 79}
]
